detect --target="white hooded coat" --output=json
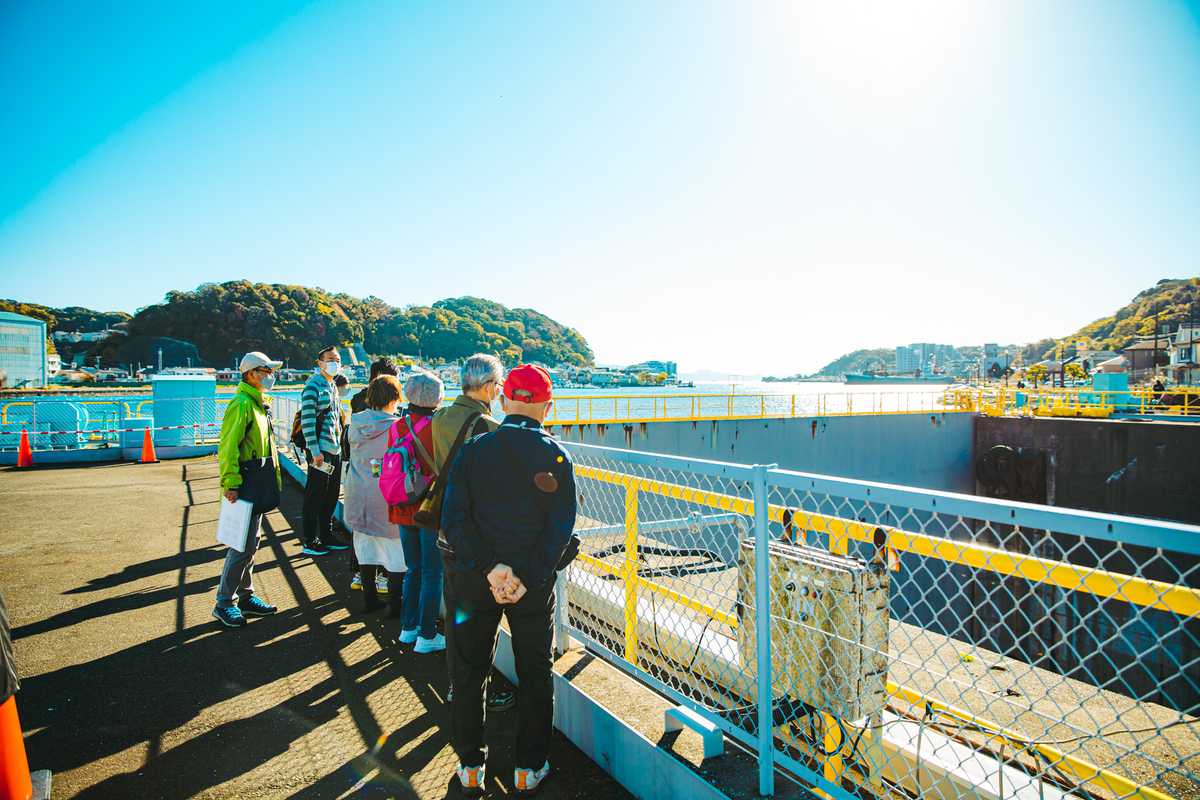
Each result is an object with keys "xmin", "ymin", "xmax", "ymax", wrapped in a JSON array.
[{"xmin": 344, "ymin": 409, "xmax": 400, "ymax": 539}]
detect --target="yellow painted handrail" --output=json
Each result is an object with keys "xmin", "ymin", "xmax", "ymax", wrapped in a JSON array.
[{"xmin": 574, "ymin": 466, "xmax": 1200, "ymax": 617}]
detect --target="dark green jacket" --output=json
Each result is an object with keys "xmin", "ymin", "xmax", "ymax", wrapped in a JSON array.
[{"xmin": 218, "ymin": 381, "xmax": 282, "ymax": 492}]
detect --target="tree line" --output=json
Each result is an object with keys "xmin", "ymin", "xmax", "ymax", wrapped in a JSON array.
[{"xmin": 67, "ymin": 281, "xmax": 593, "ymax": 369}]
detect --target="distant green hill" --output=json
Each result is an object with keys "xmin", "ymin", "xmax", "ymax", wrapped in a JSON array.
[
  {"xmin": 40, "ymin": 281, "xmax": 593, "ymax": 369},
  {"xmin": 0, "ymin": 299, "xmax": 130, "ymax": 332},
  {"xmin": 764, "ymin": 348, "xmax": 894, "ymax": 381},
  {"xmin": 1033, "ymin": 277, "xmax": 1200, "ymax": 360},
  {"xmin": 767, "ymin": 277, "xmax": 1199, "ymax": 380}
]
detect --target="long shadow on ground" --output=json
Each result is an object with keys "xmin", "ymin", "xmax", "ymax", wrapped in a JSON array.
[{"xmin": 18, "ymin": 461, "xmax": 624, "ymax": 799}]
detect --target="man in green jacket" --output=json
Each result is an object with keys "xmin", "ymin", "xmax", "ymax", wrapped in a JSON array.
[{"xmin": 213, "ymin": 351, "xmax": 284, "ymax": 628}]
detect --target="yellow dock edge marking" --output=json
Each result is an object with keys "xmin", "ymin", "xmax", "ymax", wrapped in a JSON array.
[{"xmin": 574, "ymin": 466, "xmax": 1200, "ymax": 617}]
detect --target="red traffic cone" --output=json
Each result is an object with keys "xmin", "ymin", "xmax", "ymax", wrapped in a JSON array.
[
  {"xmin": 140, "ymin": 427, "xmax": 158, "ymax": 464},
  {"xmin": 0, "ymin": 695, "xmax": 33, "ymax": 800},
  {"xmin": 16, "ymin": 430, "xmax": 32, "ymax": 469}
]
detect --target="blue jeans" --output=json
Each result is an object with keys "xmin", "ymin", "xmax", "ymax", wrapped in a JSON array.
[{"xmin": 400, "ymin": 525, "xmax": 443, "ymax": 638}]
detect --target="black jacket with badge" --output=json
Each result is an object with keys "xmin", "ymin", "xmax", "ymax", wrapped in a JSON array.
[{"xmin": 440, "ymin": 415, "xmax": 579, "ymax": 587}]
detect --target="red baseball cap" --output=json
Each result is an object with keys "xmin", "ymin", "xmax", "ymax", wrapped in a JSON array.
[{"xmin": 504, "ymin": 364, "xmax": 554, "ymax": 403}]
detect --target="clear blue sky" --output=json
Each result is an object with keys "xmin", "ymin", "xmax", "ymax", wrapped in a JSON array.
[{"xmin": 1, "ymin": 1, "xmax": 1198, "ymax": 374}]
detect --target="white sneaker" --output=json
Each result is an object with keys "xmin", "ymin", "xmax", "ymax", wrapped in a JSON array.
[
  {"xmin": 376, "ymin": 571, "xmax": 389, "ymax": 593},
  {"xmin": 456, "ymin": 763, "xmax": 485, "ymax": 797},
  {"xmin": 414, "ymin": 633, "xmax": 446, "ymax": 654},
  {"xmin": 514, "ymin": 761, "xmax": 550, "ymax": 795},
  {"xmin": 397, "ymin": 628, "xmax": 419, "ymax": 645}
]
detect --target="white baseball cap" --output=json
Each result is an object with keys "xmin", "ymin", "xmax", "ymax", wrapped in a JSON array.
[{"xmin": 239, "ymin": 351, "xmax": 283, "ymax": 372}]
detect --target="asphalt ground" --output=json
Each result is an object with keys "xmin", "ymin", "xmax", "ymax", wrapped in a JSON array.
[{"xmin": 0, "ymin": 456, "xmax": 632, "ymax": 800}]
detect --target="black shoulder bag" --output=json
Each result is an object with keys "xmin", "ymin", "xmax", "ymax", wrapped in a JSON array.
[
  {"xmin": 238, "ymin": 404, "xmax": 280, "ymax": 515},
  {"xmin": 414, "ymin": 412, "xmax": 484, "ymax": 532}
]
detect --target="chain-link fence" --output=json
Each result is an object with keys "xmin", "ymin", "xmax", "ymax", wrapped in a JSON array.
[
  {"xmin": 0, "ymin": 395, "xmax": 228, "ymax": 451},
  {"xmin": 558, "ymin": 441, "xmax": 1200, "ymax": 800}
]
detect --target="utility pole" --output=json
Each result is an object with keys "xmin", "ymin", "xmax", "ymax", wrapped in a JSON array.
[{"xmin": 1153, "ymin": 303, "xmax": 1161, "ymax": 383}]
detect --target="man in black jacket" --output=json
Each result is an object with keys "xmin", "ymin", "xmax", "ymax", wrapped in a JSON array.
[{"xmin": 440, "ymin": 364, "xmax": 578, "ymax": 797}]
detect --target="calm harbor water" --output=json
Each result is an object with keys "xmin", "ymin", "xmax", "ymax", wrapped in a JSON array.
[{"xmin": 1, "ymin": 379, "xmax": 955, "ymax": 451}]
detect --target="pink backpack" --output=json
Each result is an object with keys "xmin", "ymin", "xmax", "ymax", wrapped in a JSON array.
[{"xmin": 378, "ymin": 414, "xmax": 435, "ymax": 507}]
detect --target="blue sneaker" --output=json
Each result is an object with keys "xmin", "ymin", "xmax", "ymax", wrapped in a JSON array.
[
  {"xmin": 514, "ymin": 762, "xmax": 550, "ymax": 795},
  {"xmin": 212, "ymin": 606, "xmax": 246, "ymax": 628},
  {"xmin": 301, "ymin": 540, "xmax": 329, "ymax": 556},
  {"xmin": 238, "ymin": 595, "xmax": 277, "ymax": 616},
  {"xmin": 325, "ymin": 539, "xmax": 350, "ymax": 551}
]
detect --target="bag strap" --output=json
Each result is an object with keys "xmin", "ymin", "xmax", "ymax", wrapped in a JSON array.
[
  {"xmin": 423, "ymin": 411, "xmax": 483, "ymax": 502},
  {"xmin": 405, "ymin": 413, "xmax": 436, "ymax": 474}
]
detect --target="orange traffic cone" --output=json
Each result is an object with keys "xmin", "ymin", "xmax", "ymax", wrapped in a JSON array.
[
  {"xmin": 0, "ymin": 695, "xmax": 33, "ymax": 800},
  {"xmin": 140, "ymin": 427, "xmax": 158, "ymax": 464},
  {"xmin": 15, "ymin": 430, "xmax": 32, "ymax": 469}
]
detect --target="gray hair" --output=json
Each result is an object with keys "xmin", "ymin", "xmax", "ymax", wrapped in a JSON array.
[
  {"xmin": 460, "ymin": 353, "xmax": 504, "ymax": 392},
  {"xmin": 404, "ymin": 370, "xmax": 445, "ymax": 408}
]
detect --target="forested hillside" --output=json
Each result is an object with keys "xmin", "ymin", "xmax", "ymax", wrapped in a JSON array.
[
  {"xmin": 1033, "ymin": 277, "xmax": 1199, "ymax": 360},
  {"xmin": 15, "ymin": 282, "xmax": 593, "ymax": 368},
  {"xmin": 0, "ymin": 299, "xmax": 130, "ymax": 331}
]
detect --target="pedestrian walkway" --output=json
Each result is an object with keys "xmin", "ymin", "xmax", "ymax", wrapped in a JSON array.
[{"xmin": 0, "ymin": 457, "xmax": 630, "ymax": 799}]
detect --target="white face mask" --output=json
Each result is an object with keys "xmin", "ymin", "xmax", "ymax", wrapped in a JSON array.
[
  {"xmin": 260, "ymin": 373, "xmax": 276, "ymax": 390},
  {"xmin": 321, "ymin": 361, "xmax": 341, "ymax": 377}
]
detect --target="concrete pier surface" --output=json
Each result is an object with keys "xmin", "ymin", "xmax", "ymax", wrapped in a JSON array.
[{"xmin": 0, "ymin": 457, "xmax": 630, "ymax": 799}]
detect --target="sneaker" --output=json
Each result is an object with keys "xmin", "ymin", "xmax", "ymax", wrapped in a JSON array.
[
  {"xmin": 238, "ymin": 595, "xmax": 277, "ymax": 616},
  {"xmin": 456, "ymin": 763, "xmax": 485, "ymax": 797},
  {"xmin": 414, "ymin": 633, "xmax": 446, "ymax": 654},
  {"xmin": 301, "ymin": 540, "xmax": 329, "ymax": 556},
  {"xmin": 398, "ymin": 628, "xmax": 419, "ymax": 645},
  {"xmin": 375, "ymin": 571, "xmax": 389, "ymax": 593},
  {"xmin": 212, "ymin": 606, "xmax": 246, "ymax": 628},
  {"xmin": 350, "ymin": 572, "xmax": 362, "ymax": 591},
  {"xmin": 324, "ymin": 535, "xmax": 350, "ymax": 551},
  {"xmin": 514, "ymin": 762, "xmax": 550, "ymax": 795}
]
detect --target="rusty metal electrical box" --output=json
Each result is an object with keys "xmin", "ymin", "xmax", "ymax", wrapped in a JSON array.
[{"xmin": 738, "ymin": 539, "xmax": 889, "ymax": 724}]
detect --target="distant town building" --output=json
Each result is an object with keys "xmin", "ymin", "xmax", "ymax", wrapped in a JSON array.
[
  {"xmin": 0, "ymin": 311, "xmax": 49, "ymax": 388},
  {"xmin": 625, "ymin": 360, "xmax": 677, "ymax": 378},
  {"xmin": 896, "ymin": 343, "xmax": 954, "ymax": 375},
  {"xmin": 979, "ymin": 344, "xmax": 1012, "ymax": 379},
  {"xmin": 1169, "ymin": 323, "xmax": 1199, "ymax": 385},
  {"xmin": 1122, "ymin": 338, "xmax": 1165, "ymax": 381},
  {"xmin": 51, "ymin": 328, "xmax": 123, "ymax": 344}
]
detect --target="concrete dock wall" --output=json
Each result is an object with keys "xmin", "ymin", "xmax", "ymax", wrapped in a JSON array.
[
  {"xmin": 971, "ymin": 415, "xmax": 1200, "ymax": 711},
  {"xmin": 550, "ymin": 412, "xmax": 976, "ymax": 493},
  {"xmin": 975, "ymin": 415, "xmax": 1200, "ymax": 525}
]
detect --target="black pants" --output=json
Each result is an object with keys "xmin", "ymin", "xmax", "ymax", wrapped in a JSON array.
[
  {"xmin": 446, "ymin": 566, "xmax": 555, "ymax": 770},
  {"xmin": 302, "ymin": 451, "xmax": 341, "ymax": 546}
]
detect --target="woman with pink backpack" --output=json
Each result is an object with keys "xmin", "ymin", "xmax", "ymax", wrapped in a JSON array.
[
  {"xmin": 343, "ymin": 375, "xmax": 408, "ymax": 616},
  {"xmin": 381, "ymin": 371, "xmax": 446, "ymax": 653}
]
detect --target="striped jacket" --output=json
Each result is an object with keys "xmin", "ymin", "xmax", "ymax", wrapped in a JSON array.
[{"xmin": 300, "ymin": 371, "xmax": 342, "ymax": 457}]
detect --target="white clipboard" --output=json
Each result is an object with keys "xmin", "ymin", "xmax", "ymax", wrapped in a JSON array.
[{"xmin": 217, "ymin": 498, "xmax": 254, "ymax": 551}]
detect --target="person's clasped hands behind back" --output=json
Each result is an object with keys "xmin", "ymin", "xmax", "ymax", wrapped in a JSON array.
[{"xmin": 486, "ymin": 563, "xmax": 526, "ymax": 605}]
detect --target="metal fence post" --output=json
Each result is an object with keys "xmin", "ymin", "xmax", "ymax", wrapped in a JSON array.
[
  {"xmin": 622, "ymin": 482, "xmax": 640, "ymax": 665},
  {"xmin": 554, "ymin": 570, "xmax": 568, "ymax": 657},
  {"xmin": 752, "ymin": 463, "xmax": 775, "ymax": 797}
]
